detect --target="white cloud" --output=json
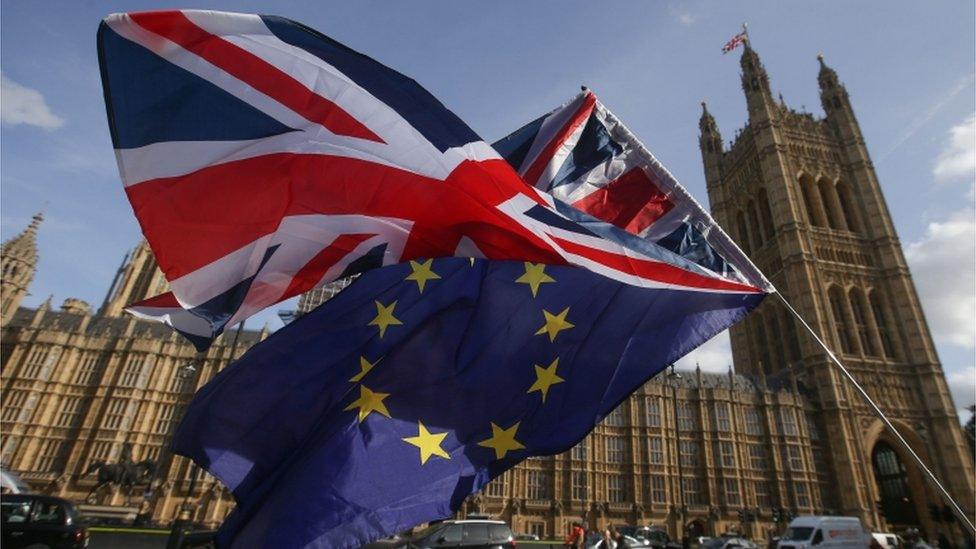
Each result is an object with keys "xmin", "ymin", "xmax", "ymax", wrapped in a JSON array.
[
  {"xmin": 667, "ymin": 6, "xmax": 696, "ymax": 26},
  {"xmin": 945, "ymin": 366, "xmax": 975, "ymax": 420},
  {"xmin": 933, "ymin": 112, "xmax": 976, "ymax": 197},
  {"xmin": 905, "ymin": 208, "xmax": 976, "ymax": 349},
  {"xmin": 1, "ymin": 72, "xmax": 64, "ymax": 130},
  {"xmin": 675, "ymin": 329, "xmax": 733, "ymax": 372},
  {"xmin": 877, "ymin": 74, "xmax": 974, "ymax": 165}
]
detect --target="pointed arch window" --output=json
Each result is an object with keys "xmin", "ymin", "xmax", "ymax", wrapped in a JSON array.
[
  {"xmin": 737, "ymin": 211, "xmax": 752, "ymax": 255},
  {"xmin": 872, "ymin": 442, "xmax": 919, "ymax": 526},
  {"xmin": 869, "ymin": 291, "xmax": 897, "ymax": 358},
  {"xmin": 765, "ymin": 312, "xmax": 784, "ymax": 372},
  {"xmin": 748, "ymin": 201, "xmax": 763, "ymax": 249},
  {"xmin": 800, "ymin": 176, "xmax": 825, "ymax": 227},
  {"xmin": 753, "ymin": 312, "xmax": 773, "ymax": 375},
  {"xmin": 818, "ymin": 179, "xmax": 845, "ymax": 230},
  {"xmin": 758, "ymin": 189, "xmax": 775, "ymax": 241},
  {"xmin": 780, "ymin": 309, "xmax": 802, "ymax": 362},
  {"xmin": 849, "ymin": 288, "xmax": 878, "ymax": 356},
  {"xmin": 835, "ymin": 181, "xmax": 861, "ymax": 233},
  {"xmin": 828, "ymin": 286, "xmax": 854, "ymax": 354}
]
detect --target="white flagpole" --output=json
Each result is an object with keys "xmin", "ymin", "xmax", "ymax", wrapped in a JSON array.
[{"xmin": 773, "ymin": 290, "xmax": 976, "ymax": 534}]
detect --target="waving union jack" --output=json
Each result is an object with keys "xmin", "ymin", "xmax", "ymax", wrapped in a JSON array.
[{"xmin": 98, "ymin": 10, "xmax": 768, "ymax": 349}]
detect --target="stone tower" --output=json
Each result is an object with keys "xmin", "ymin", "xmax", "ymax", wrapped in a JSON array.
[
  {"xmin": 1, "ymin": 213, "xmax": 43, "ymax": 327},
  {"xmin": 99, "ymin": 240, "xmax": 170, "ymax": 317},
  {"xmin": 701, "ymin": 43, "xmax": 974, "ymax": 537}
]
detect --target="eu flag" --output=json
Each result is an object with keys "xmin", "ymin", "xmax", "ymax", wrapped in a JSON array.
[{"xmin": 173, "ymin": 258, "xmax": 762, "ymax": 548}]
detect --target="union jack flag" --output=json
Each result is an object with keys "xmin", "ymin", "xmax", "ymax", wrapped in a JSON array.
[
  {"xmin": 98, "ymin": 10, "xmax": 768, "ymax": 349},
  {"xmin": 493, "ymin": 89, "xmax": 764, "ymax": 284},
  {"xmin": 722, "ymin": 30, "xmax": 748, "ymax": 54}
]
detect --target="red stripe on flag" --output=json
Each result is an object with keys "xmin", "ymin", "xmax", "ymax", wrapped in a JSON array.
[
  {"xmin": 521, "ymin": 92, "xmax": 597, "ymax": 188},
  {"xmin": 550, "ymin": 235, "xmax": 762, "ymax": 294},
  {"xmin": 129, "ymin": 292, "xmax": 181, "ymax": 308},
  {"xmin": 126, "ymin": 154, "xmax": 563, "ymax": 279},
  {"xmin": 280, "ymin": 233, "xmax": 376, "ymax": 298},
  {"xmin": 129, "ymin": 11, "xmax": 384, "ymax": 143},
  {"xmin": 571, "ymin": 167, "xmax": 674, "ymax": 234}
]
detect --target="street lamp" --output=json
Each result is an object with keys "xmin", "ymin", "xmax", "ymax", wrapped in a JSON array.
[
  {"xmin": 165, "ymin": 356, "xmax": 204, "ymax": 549},
  {"xmin": 165, "ymin": 321, "xmax": 246, "ymax": 549},
  {"xmin": 666, "ymin": 365, "xmax": 686, "ymax": 543}
]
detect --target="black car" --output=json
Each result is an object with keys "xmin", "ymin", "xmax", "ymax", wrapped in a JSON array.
[
  {"xmin": 402, "ymin": 520, "xmax": 516, "ymax": 548},
  {"xmin": 1, "ymin": 494, "xmax": 88, "ymax": 549},
  {"xmin": 616, "ymin": 526, "xmax": 681, "ymax": 549}
]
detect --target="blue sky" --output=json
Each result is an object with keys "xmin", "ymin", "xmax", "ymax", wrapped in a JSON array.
[{"xmin": 2, "ymin": 2, "xmax": 974, "ymax": 417}]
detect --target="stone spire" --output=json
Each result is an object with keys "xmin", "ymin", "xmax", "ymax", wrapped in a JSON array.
[
  {"xmin": 699, "ymin": 102, "xmax": 724, "ymax": 197},
  {"xmin": 740, "ymin": 41, "xmax": 771, "ymax": 98},
  {"xmin": 1, "ymin": 212, "xmax": 43, "ymax": 326},
  {"xmin": 2, "ymin": 212, "xmax": 43, "ymax": 263},
  {"xmin": 817, "ymin": 52, "xmax": 852, "ymax": 120},
  {"xmin": 699, "ymin": 101, "xmax": 719, "ymax": 136},
  {"xmin": 739, "ymin": 42, "xmax": 776, "ymax": 124},
  {"xmin": 99, "ymin": 239, "xmax": 169, "ymax": 317},
  {"xmin": 817, "ymin": 53, "xmax": 839, "ymax": 90}
]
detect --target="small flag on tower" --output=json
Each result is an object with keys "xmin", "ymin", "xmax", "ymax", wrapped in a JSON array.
[{"xmin": 722, "ymin": 29, "xmax": 748, "ymax": 54}]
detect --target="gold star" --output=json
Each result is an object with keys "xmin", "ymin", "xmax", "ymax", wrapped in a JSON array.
[
  {"xmin": 534, "ymin": 307, "xmax": 574, "ymax": 342},
  {"xmin": 402, "ymin": 421, "xmax": 451, "ymax": 464},
  {"xmin": 369, "ymin": 300, "xmax": 403, "ymax": 338},
  {"xmin": 477, "ymin": 421, "xmax": 525, "ymax": 460},
  {"xmin": 405, "ymin": 259, "xmax": 441, "ymax": 293},
  {"xmin": 515, "ymin": 262, "xmax": 555, "ymax": 297},
  {"xmin": 349, "ymin": 355, "xmax": 381, "ymax": 383},
  {"xmin": 527, "ymin": 358, "xmax": 565, "ymax": 403},
  {"xmin": 343, "ymin": 385, "xmax": 391, "ymax": 422}
]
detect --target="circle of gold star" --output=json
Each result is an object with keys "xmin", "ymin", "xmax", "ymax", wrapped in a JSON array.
[
  {"xmin": 343, "ymin": 385, "xmax": 391, "ymax": 422},
  {"xmin": 402, "ymin": 421, "xmax": 451, "ymax": 464},
  {"xmin": 349, "ymin": 355, "xmax": 381, "ymax": 383},
  {"xmin": 477, "ymin": 421, "xmax": 525, "ymax": 460},
  {"xmin": 515, "ymin": 262, "xmax": 555, "ymax": 297},
  {"xmin": 369, "ymin": 300, "xmax": 403, "ymax": 338},
  {"xmin": 535, "ymin": 307, "xmax": 574, "ymax": 342},
  {"xmin": 527, "ymin": 357, "xmax": 565, "ymax": 403},
  {"xmin": 405, "ymin": 259, "xmax": 441, "ymax": 293}
]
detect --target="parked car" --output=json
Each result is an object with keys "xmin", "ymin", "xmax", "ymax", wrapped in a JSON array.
[
  {"xmin": 1, "ymin": 494, "xmax": 89, "ymax": 549},
  {"xmin": 584, "ymin": 532, "xmax": 652, "ymax": 549},
  {"xmin": 0, "ymin": 468, "xmax": 32, "ymax": 494},
  {"xmin": 641, "ymin": 527, "xmax": 682, "ymax": 549},
  {"xmin": 777, "ymin": 516, "xmax": 870, "ymax": 548},
  {"xmin": 870, "ymin": 532, "xmax": 900, "ymax": 549},
  {"xmin": 702, "ymin": 537, "xmax": 758, "ymax": 549},
  {"xmin": 401, "ymin": 519, "xmax": 515, "ymax": 548}
]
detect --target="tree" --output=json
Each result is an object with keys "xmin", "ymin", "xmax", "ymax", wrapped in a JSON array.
[{"xmin": 965, "ymin": 405, "xmax": 975, "ymax": 459}]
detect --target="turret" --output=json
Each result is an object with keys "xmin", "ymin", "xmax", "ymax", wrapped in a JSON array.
[
  {"xmin": 739, "ymin": 42, "xmax": 775, "ymax": 122},
  {"xmin": 1, "ymin": 212, "xmax": 42, "ymax": 326},
  {"xmin": 99, "ymin": 240, "xmax": 169, "ymax": 317},
  {"xmin": 699, "ymin": 101, "xmax": 724, "ymax": 194},
  {"xmin": 818, "ymin": 53, "xmax": 852, "ymax": 118}
]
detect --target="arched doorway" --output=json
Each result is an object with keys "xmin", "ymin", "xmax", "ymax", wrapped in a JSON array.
[
  {"xmin": 872, "ymin": 441, "xmax": 921, "ymax": 529},
  {"xmin": 685, "ymin": 519, "xmax": 706, "ymax": 541}
]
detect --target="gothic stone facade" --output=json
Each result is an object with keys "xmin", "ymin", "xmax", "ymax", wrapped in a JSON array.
[
  {"xmin": 2, "ymin": 45, "xmax": 972, "ymax": 543},
  {"xmin": 460, "ymin": 371, "xmax": 825, "ymax": 541},
  {"xmin": 699, "ymin": 44, "xmax": 974, "ymax": 540},
  {"xmin": 1, "ymin": 237, "xmax": 266, "ymax": 527},
  {"xmin": 0, "ymin": 226, "xmax": 827, "ymax": 538}
]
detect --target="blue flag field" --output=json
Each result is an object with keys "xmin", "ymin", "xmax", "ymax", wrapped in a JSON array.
[{"xmin": 173, "ymin": 258, "xmax": 762, "ymax": 547}]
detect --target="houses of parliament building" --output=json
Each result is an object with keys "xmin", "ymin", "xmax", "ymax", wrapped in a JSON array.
[{"xmin": 2, "ymin": 44, "xmax": 973, "ymax": 543}]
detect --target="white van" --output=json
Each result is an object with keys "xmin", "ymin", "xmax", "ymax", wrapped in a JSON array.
[{"xmin": 776, "ymin": 516, "xmax": 870, "ymax": 548}]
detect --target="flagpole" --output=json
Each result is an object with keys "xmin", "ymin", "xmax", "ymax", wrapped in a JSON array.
[{"xmin": 773, "ymin": 290, "xmax": 976, "ymax": 534}]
